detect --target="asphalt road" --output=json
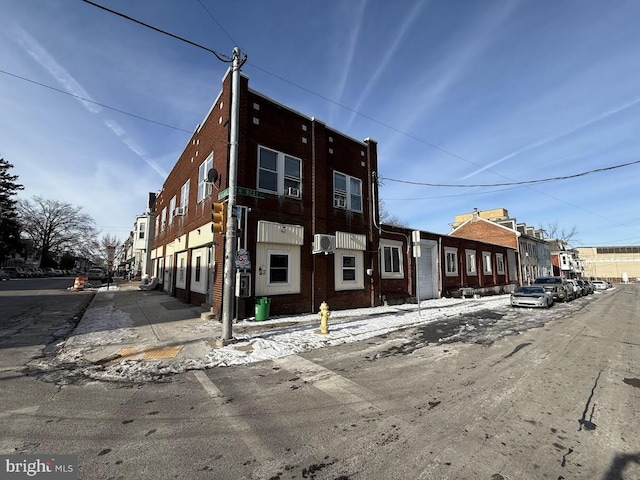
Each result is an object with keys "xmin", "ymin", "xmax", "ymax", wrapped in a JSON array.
[{"xmin": 0, "ymin": 282, "xmax": 638, "ymax": 479}]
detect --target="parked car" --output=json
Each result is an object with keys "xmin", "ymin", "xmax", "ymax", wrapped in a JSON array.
[
  {"xmin": 575, "ymin": 279, "xmax": 593, "ymax": 295},
  {"xmin": 533, "ymin": 276, "xmax": 574, "ymax": 301},
  {"xmin": 0, "ymin": 269, "xmax": 10, "ymax": 281},
  {"xmin": 2, "ymin": 267, "xmax": 21, "ymax": 278},
  {"xmin": 566, "ymin": 279, "xmax": 582, "ymax": 298},
  {"xmin": 87, "ymin": 268, "xmax": 106, "ymax": 281},
  {"xmin": 511, "ymin": 285, "xmax": 554, "ymax": 308},
  {"xmin": 591, "ymin": 280, "xmax": 611, "ymax": 291}
]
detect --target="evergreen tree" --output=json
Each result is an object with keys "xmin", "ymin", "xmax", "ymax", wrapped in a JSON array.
[{"xmin": 0, "ymin": 158, "xmax": 24, "ymax": 264}]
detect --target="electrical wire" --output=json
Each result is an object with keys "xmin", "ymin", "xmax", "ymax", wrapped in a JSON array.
[
  {"xmin": 0, "ymin": 69, "xmax": 193, "ymax": 133},
  {"xmin": 380, "ymin": 159, "xmax": 640, "ymax": 188},
  {"xmin": 81, "ymin": 0, "xmax": 232, "ymax": 63},
  {"xmin": 195, "ymin": 0, "xmax": 238, "ymax": 47}
]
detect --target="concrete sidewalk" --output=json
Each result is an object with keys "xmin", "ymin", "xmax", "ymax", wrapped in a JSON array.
[{"xmin": 63, "ymin": 280, "xmax": 313, "ymax": 366}]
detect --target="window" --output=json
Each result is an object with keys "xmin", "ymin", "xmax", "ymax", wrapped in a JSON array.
[
  {"xmin": 482, "ymin": 251, "xmax": 492, "ymax": 274},
  {"xmin": 466, "ymin": 249, "xmax": 477, "ymax": 275},
  {"xmin": 169, "ymin": 196, "xmax": 176, "ymax": 225},
  {"xmin": 161, "ymin": 207, "xmax": 167, "ymax": 232},
  {"xmin": 197, "ymin": 153, "xmax": 213, "ymax": 202},
  {"xmin": 496, "ymin": 253, "xmax": 505, "ymax": 275},
  {"xmin": 445, "ymin": 247, "xmax": 458, "ymax": 276},
  {"xmin": 381, "ymin": 242, "xmax": 403, "ymax": 278},
  {"xmin": 268, "ymin": 251, "xmax": 290, "ymax": 285},
  {"xmin": 155, "ymin": 216, "xmax": 159, "ymax": 236},
  {"xmin": 179, "ymin": 257, "xmax": 185, "ymax": 282},
  {"xmin": 342, "ymin": 255, "xmax": 356, "ymax": 282},
  {"xmin": 138, "ymin": 222, "xmax": 145, "ymax": 240},
  {"xmin": 333, "ymin": 171, "xmax": 362, "ymax": 212},
  {"xmin": 180, "ymin": 180, "xmax": 190, "ymax": 213},
  {"xmin": 257, "ymin": 146, "xmax": 301, "ymax": 196},
  {"xmin": 194, "ymin": 255, "xmax": 201, "ymax": 282}
]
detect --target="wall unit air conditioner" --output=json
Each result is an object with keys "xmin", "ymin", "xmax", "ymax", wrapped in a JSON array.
[
  {"xmin": 334, "ymin": 197, "xmax": 346, "ymax": 208},
  {"xmin": 286, "ymin": 187, "xmax": 300, "ymax": 198},
  {"xmin": 174, "ymin": 207, "xmax": 186, "ymax": 216},
  {"xmin": 313, "ymin": 234, "xmax": 336, "ymax": 254}
]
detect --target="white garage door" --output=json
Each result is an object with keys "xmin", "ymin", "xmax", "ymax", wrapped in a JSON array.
[{"xmin": 416, "ymin": 242, "xmax": 438, "ymax": 299}]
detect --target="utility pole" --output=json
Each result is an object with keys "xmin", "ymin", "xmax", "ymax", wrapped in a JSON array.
[{"xmin": 221, "ymin": 47, "xmax": 243, "ymax": 342}]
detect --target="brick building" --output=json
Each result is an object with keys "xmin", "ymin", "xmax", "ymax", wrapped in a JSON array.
[
  {"xmin": 449, "ymin": 208, "xmax": 552, "ymax": 285},
  {"xmin": 379, "ymin": 225, "xmax": 516, "ymax": 303},
  {"xmin": 150, "ymin": 67, "xmax": 381, "ymax": 318}
]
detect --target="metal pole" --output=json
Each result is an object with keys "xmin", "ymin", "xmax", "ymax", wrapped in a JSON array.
[{"xmin": 221, "ymin": 47, "xmax": 242, "ymax": 341}]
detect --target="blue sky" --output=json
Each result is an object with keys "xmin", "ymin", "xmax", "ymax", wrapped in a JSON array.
[{"xmin": 1, "ymin": 0, "xmax": 639, "ymax": 247}]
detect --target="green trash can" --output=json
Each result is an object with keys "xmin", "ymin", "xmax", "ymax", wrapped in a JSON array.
[{"xmin": 255, "ymin": 297, "xmax": 271, "ymax": 321}]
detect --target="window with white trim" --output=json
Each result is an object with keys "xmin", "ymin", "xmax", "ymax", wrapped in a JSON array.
[
  {"xmin": 180, "ymin": 179, "xmax": 190, "ymax": 213},
  {"xmin": 197, "ymin": 154, "xmax": 213, "ymax": 202},
  {"xmin": 160, "ymin": 207, "xmax": 167, "ymax": 232},
  {"xmin": 482, "ymin": 251, "xmax": 492, "ymax": 274},
  {"xmin": 381, "ymin": 241, "xmax": 403, "ymax": 278},
  {"xmin": 257, "ymin": 146, "xmax": 301, "ymax": 196},
  {"xmin": 333, "ymin": 171, "xmax": 362, "ymax": 212},
  {"xmin": 496, "ymin": 253, "xmax": 505, "ymax": 274},
  {"xmin": 445, "ymin": 247, "xmax": 458, "ymax": 276},
  {"xmin": 155, "ymin": 216, "xmax": 159, "ymax": 236},
  {"xmin": 138, "ymin": 222, "xmax": 145, "ymax": 240},
  {"xmin": 268, "ymin": 250, "xmax": 290, "ymax": 285},
  {"xmin": 169, "ymin": 196, "xmax": 176, "ymax": 225},
  {"xmin": 342, "ymin": 255, "xmax": 357, "ymax": 282},
  {"xmin": 465, "ymin": 249, "xmax": 477, "ymax": 275}
]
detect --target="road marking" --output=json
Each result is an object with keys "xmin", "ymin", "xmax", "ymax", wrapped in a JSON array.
[
  {"xmin": 0, "ymin": 405, "xmax": 40, "ymax": 419},
  {"xmin": 273, "ymin": 355, "xmax": 381, "ymax": 415},
  {"xmin": 193, "ymin": 370, "xmax": 273, "ymax": 461}
]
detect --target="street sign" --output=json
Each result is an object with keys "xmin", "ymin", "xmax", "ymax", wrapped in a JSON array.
[{"xmin": 218, "ymin": 187, "xmax": 265, "ymax": 200}]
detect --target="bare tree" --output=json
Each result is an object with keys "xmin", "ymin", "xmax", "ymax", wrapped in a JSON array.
[
  {"xmin": 541, "ymin": 220, "xmax": 578, "ymax": 245},
  {"xmin": 379, "ymin": 198, "xmax": 408, "ymax": 228},
  {"xmin": 17, "ymin": 196, "xmax": 99, "ymax": 268},
  {"xmin": 97, "ymin": 234, "xmax": 122, "ymax": 267}
]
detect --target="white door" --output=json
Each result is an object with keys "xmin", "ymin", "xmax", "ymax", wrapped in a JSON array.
[{"xmin": 417, "ymin": 241, "xmax": 438, "ymax": 299}]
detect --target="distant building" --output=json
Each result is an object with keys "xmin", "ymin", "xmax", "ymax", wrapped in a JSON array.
[
  {"xmin": 576, "ymin": 246, "xmax": 640, "ymax": 283},
  {"xmin": 449, "ymin": 208, "xmax": 552, "ymax": 285}
]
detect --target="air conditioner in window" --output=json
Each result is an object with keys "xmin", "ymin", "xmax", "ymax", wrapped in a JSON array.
[
  {"xmin": 174, "ymin": 207, "xmax": 186, "ymax": 216},
  {"xmin": 334, "ymin": 197, "xmax": 346, "ymax": 208},
  {"xmin": 286, "ymin": 187, "xmax": 300, "ymax": 198},
  {"xmin": 313, "ymin": 234, "xmax": 336, "ymax": 255}
]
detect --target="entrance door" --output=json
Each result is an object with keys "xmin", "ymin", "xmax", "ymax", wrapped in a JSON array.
[
  {"xmin": 206, "ymin": 246, "xmax": 214, "ymax": 305},
  {"xmin": 416, "ymin": 240, "xmax": 438, "ymax": 299},
  {"xmin": 164, "ymin": 255, "xmax": 173, "ymax": 294}
]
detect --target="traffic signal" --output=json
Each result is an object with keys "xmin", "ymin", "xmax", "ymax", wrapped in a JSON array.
[{"xmin": 211, "ymin": 201, "xmax": 225, "ymax": 234}]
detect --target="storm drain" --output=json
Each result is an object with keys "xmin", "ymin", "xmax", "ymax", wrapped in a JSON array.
[{"xmin": 115, "ymin": 345, "xmax": 184, "ymax": 361}]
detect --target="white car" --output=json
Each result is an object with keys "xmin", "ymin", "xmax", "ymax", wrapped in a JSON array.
[
  {"xmin": 87, "ymin": 268, "xmax": 106, "ymax": 281},
  {"xmin": 566, "ymin": 279, "xmax": 583, "ymax": 298},
  {"xmin": 591, "ymin": 280, "xmax": 610, "ymax": 291},
  {"xmin": 511, "ymin": 286, "xmax": 554, "ymax": 308}
]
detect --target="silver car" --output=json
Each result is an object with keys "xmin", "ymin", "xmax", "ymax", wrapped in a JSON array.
[{"xmin": 511, "ymin": 286, "xmax": 554, "ymax": 308}]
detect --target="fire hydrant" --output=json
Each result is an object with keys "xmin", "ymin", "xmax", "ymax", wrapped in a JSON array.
[{"xmin": 318, "ymin": 301, "xmax": 331, "ymax": 334}]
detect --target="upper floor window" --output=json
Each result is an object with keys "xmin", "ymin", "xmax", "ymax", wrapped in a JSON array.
[
  {"xmin": 257, "ymin": 146, "xmax": 301, "ymax": 197},
  {"xmin": 197, "ymin": 153, "xmax": 213, "ymax": 202},
  {"xmin": 333, "ymin": 171, "xmax": 362, "ymax": 212},
  {"xmin": 138, "ymin": 222, "xmax": 145, "ymax": 240},
  {"xmin": 160, "ymin": 207, "xmax": 167, "ymax": 232},
  {"xmin": 180, "ymin": 179, "xmax": 190, "ymax": 213},
  {"xmin": 169, "ymin": 196, "xmax": 176, "ymax": 225}
]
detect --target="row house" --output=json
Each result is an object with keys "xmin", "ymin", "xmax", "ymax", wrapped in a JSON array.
[
  {"xmin": 449, "ymin": 208, "xmax": 552, "ymax": 285},
  {"xmin": 150, "ymin": 67, "xmax": 381, "ymax": 318},
  {"xmin": 547, "ymin": 239, "xmax": 583, "ymax": 278},
  {"xmin": 379, "ymin": 225, "xmax": 516, "ymax": 303}
]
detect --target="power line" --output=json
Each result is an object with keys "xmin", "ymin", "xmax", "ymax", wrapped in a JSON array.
[
  {"xmin": 195, "ymin": 0, "xmax": 238, "ymax": 47},
  {"xmin": 0, "ymin": 69, "xmax": 193, "ymax": 133},
  {"xmin": 380, "ymin": 160, "xmax": 640, "ymax": 188},
  {"xmin": 81, "ymin": 0, "xmax": 233, "ymax": 63}
]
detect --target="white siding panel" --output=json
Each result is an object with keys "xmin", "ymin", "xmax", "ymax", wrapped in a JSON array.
[
  {"xmin": 335, "ymin": 231, "xmax": 366, "ymax": 250},
  {"xmin": 257, "ymin": 221, "xmax": 304, "ymax": 245}
]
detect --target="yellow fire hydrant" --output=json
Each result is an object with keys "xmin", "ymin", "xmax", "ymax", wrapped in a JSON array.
[{"xmin": 318, "ymin": 301, "xmax": 331, "ymax": 334}]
